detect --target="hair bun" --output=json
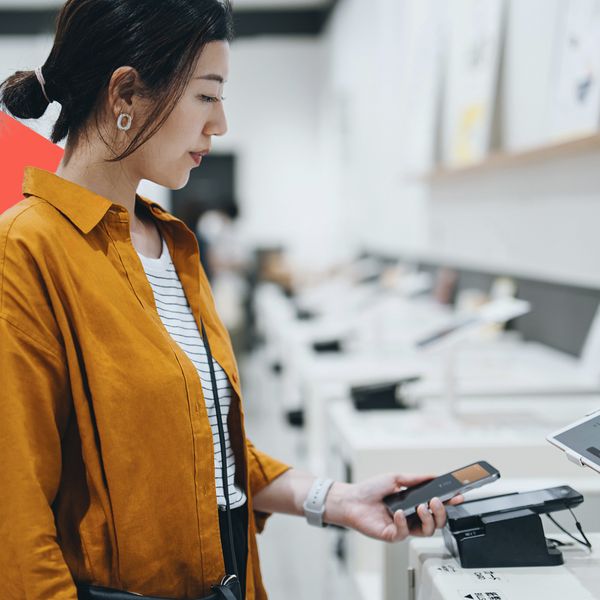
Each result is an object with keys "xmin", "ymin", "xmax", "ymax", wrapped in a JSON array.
[{"xmin": 0, "ymin": 69, "xmax": 52, "ymax": 120}]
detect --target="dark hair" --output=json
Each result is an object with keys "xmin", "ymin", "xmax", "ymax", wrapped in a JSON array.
[{"xmin": 0, "ymin": 0, "xmax": 233, "ymax": 162}]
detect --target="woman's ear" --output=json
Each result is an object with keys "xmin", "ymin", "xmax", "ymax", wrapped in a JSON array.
[{"xmin": 107, "ymin": 65, "xmax": 142, "ymax": 118}]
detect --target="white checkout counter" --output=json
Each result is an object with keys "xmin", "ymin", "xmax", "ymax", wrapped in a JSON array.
[
  {"xmin": 323, "ymin": 397, "xmax": 600, "ymax": 600},
  {"xmin": 253, "ymin": 276, "xmax": 600, "ymax": 600},
  {"xmin": 255, "ymin": 281, "xmax": 600, "ymax": 411},
  {"xmin": 300, "ymin": 334, "xmax": 600, "ymax": 473},
  {"xmin": 257, "ymin": 279, "xmax": 600, "ymax": 472},
  {"xmin": 408, "ymin": 534, "xmax": 600, "ymax": 600},
  {"xmin": 253, "ymin": 277, "xmax": 457, "ymax": 404}
]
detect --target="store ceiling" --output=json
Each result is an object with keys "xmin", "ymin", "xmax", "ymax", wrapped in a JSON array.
[
  {"xmin": 234, "ymin": 0, "xmax": 330, "ymax": 7},
  {"xmin": 0, "ymin": 0, "xmax": 338, "ymax": 36},
  {"xmin": 0, "ymin": 0, "xmax": 329, "ymax": 6}
]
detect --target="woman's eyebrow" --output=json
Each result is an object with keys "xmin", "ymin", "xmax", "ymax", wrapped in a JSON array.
[{"xmin": 194, "ymin": 74, "xmax": 226, "ymax": 83}]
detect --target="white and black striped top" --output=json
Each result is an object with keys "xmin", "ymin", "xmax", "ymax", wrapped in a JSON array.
[{"xmin": 136, "ymin": 237, "xmax": 247, "ymax": 510}]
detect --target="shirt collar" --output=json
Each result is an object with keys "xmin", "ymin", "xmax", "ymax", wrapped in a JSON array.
[{"xmin": 21, "ymin": 166, "xmax": 177, "ymax": 234}]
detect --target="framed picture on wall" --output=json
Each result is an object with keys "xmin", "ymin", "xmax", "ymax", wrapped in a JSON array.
[
  {"xmin": 442, "ymin": 0, "xmax": 505, "ymax": 167},
  {"xmin": 401, "ymin": 0, "xmax": 445, "ymax": 174},
  {"xmin": 501, "ymin": 0, "xmax": 562, "ymax": 152},
  {"xmin": 549, "ymin": 0, "xmax": 600, "ymax": 141}
]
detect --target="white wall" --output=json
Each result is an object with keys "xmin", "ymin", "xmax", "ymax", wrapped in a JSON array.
[
  {"xmin": 321, "ymin": 0, "xmax": 600, "ymax": 288},
  {"xmin": 428, "ymin": 0, "xmax": 600, "ymax": 288},
  {"xmin": 427, "ymin": 151, "xmax": 600, "ymax": 288},
  {"xmin": 318, "ymin": 0, "xmax": 438, "ymax": 258},
  {"xmin": 217, "ymin": 37, "xmax": 339, "ymax": 268}
]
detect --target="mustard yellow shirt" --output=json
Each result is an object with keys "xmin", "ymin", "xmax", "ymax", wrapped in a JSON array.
[{"xmin": 0, "ymin": 166, "xmax": 291, "ymax": 599}]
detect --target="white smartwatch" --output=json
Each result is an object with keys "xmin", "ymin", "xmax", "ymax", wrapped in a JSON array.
[{"xmin": 303, "ymin": 478, "xmax": 335, "ymax": 527}]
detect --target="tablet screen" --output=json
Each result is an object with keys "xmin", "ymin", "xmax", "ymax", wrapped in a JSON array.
[{"xmin": 554, "ymin": 413, "xmax": 600, "ymax": 467}]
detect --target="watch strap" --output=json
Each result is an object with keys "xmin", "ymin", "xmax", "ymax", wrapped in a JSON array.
[{"xmin": 303, "ymin": 478, "xmax": 335, "ymax": 527}]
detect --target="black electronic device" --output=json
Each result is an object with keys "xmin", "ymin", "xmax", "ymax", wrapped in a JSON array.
[
  {"xmin": 443, "ymin": 485, "xmax": 584, "ymax": 568},
  {"xmin": 350, "ymin": 378, "xmax": 421, "ymax": 411},
  {"xmin": 312, "ymin": 339, "xmax": 344, "ymax": 353},
  {"xmin": 296, "ymin": 307, "xmax": 317, "ymax": 321},
  {"xmin": 383, "ymin": 460, "xmax": 500, "ymax": 517}
]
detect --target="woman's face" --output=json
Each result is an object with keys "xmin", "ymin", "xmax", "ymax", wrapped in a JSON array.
[{"xmin": 127, "ymin": 40, "xmax": 230, "ymax": 190}]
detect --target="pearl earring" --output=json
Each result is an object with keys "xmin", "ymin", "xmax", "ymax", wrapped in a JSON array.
[{"xmin": 117, "ymin": 113, "xmax": 133, "ymax": 131}]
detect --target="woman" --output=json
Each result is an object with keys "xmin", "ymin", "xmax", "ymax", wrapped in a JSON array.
[{"xmin": 0, "ymin": 1, "xmax": 458, "ymax": 599}]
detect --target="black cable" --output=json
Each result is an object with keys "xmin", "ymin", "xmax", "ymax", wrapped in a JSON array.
[
  {"xmin": 569, "ymin": 507, "xmax": 593, "ymax": 550},
  {"xmin": 545, "ymin": 537, "xmax": 573, "ymax": 548},
  {"xmin": 545, "ymin": 509, "xmax": 592, "ymax": 551}
]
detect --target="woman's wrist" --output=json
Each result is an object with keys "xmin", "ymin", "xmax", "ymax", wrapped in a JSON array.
[{"xmin": 323, "ymin": 481, "xmax": 353, "ymax": 527}]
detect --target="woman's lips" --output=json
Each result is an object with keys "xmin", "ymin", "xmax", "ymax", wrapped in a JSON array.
[{"xmin": 189, "ymin": 152, "xmax": 203, "ymax": 166}]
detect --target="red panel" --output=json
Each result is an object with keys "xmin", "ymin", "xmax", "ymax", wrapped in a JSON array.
[{"xmin": 0, "ymin": 111, "xmax": 64, "ymax": 214}]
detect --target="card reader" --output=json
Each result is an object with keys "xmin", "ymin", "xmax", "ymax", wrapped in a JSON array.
[
  {"xmin": 443, "ymin": 485, "xmax": 583, "ymax": 568},
  {"xmin": 350, "ymin": 377, "xmax": 421, "ymax": 410}
]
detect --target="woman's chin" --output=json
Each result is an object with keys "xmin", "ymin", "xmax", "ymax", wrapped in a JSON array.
[{"xmin": 154, "ymin": 170, "xmax": 190, "ymax": 191}]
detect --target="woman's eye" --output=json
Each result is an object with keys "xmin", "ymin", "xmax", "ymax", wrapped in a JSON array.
[{"xmin": 199, "ymin": 95, "xmax": 225, "ymax": 104}]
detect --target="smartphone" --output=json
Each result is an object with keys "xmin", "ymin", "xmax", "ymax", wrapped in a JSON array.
[{"xmin": 383, "ymin": 460, "xmax": 501, "ymax": 517}]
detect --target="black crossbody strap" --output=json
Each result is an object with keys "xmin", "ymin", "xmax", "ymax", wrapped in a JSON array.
[
  {"xmin": 211, "ymin": 585, "xmax": 240, "ymax": 600},
  {"xmin": 200, "ymin": 320, "xmax": 239, "ymax": 579}
]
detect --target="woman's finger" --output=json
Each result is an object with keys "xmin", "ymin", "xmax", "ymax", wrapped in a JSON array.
[
  {"xmin": 393, "ymin": 509, "xmax": 410, "ymax": 541},
  {"xmin": 429, "ymin": 497, "xmax": 447, "ymax": 529},
  {"xmin": 448, "ymin": 493, "xmax": 464, "ymax": 506},
  {"xmin": 416, "ymin": 503, "xmax": 435, "ymax": 536}
]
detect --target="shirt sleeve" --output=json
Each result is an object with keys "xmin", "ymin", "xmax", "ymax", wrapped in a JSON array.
[
  {"xmin": 245, "ymin": 438, "xmax": 291, "ymax": 533},
  {"xmin": 0, "ymin": 315, "xmax": 78, "ymax": 599}
]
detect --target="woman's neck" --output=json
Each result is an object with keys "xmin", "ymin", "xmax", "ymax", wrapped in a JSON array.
[
  {"xmin": 55, "ymin": 141, "xmax": 141, "ymax": 220},
  {"xmin": 55, "ymin": 140, "xmax": 162, "ymax": 250}
]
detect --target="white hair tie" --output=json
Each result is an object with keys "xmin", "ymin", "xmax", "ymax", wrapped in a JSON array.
[{"xmin": 34, "ymin": 66, "xmax": 51, "ymax": 104}]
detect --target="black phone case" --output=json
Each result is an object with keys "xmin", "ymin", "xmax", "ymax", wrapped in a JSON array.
[{"xmin": 383, "ymin": 461, "xmax": 500, "ymax": 516}]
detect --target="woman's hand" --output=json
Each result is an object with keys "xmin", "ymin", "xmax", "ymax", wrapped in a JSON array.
[{"xmin": 324, "ymin": 473, "xmax": 464, "ymax": 543}]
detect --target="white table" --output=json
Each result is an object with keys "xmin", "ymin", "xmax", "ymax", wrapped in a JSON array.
[
  {"xmin": 406, "ymin": 339, "xmax": 600, "ymax": 399},
  {"xmin": 298, "ymin": 334, "xmax": 600, "ymax": 473},
  {"xmin": 324, "ymin": 398, "xmax": 600, "ymax": 600},
  {"xmin": 409, "ymin": 534, "xmax": 600, "ymax": 600},
  {"xmin": 251, "ymin": 282, "xmax": 443, "ymax": 422}
]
